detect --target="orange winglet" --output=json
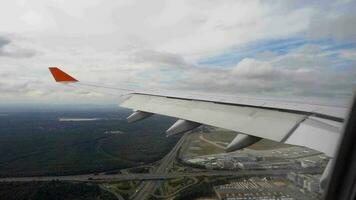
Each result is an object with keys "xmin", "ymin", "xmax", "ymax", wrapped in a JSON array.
[{"xmin": 49, "ymin": 67, "xmax": 78, "ymax": 82}]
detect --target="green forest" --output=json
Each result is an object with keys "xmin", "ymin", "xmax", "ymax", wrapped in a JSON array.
[{"xmin": 0, "ymin": 106, "xmax": 179, "ymax": 177}]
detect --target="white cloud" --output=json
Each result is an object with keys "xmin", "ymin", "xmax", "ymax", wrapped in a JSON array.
[
  {"xmin": 232, "ymin": 58, "xmax": 280, "ymax": 78},
  {"xmin": 339, "ymin": 49, "xmax": 356, "ymax": 60},
  {"xmin": 308, "ymin": 5, "xmax": 356, "ymax": 42},
  {"xmin": 0, "ymin": 0, "xmax": 313, "ymax": 57}
]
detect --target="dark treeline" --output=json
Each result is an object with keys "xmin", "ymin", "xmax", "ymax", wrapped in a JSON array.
[{"xmin": 0, "ymin": 181, "xmax": 116, "ymax": 200}]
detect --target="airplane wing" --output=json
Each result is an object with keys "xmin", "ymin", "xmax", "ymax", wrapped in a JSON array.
[{"xmin": 49, "ymin": 67, "xmax": 348, "ymax": 158}]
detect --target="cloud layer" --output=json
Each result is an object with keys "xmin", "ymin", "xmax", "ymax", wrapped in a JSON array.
[{"xmin": 0, "ymin": 0, "xmax": 355, "ymax": 105}]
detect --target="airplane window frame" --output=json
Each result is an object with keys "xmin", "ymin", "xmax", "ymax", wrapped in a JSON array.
[{"xmin": 324, "ymin": 94, "xmax": 356, "ymax": 200}]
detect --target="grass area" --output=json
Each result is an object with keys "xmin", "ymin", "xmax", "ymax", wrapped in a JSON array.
[
  {"xmin": 155, "ymin": 177, "xmax": 197, "ymax": 197},
  {"xmin": 102, "ymin": 180, "xmax": 141, "ymax": 199},
  {"xmin": 248, "ymin": 139, "xmax": 292, "ymax": 150},
  {"xmin": 173, "ymin": 177, "xmax": 235, "ymax": 200},
  {"xmin": 168, "ymin": 161, "xmax": 189, "ymax": 173},
  {"xmin": 179, "ymin": 125, "xmax": 293, "ymax": 160},
  {"xmin": 179, "ymin": 131, "xmax": 226, "ymax": 159},
  {"xmin": 0, "ymin": 181, "xmax": 116, "ymax": 200},
  {"xmin": 202, "ymin": 127, "xmax": 292, "ymax": 150},
  {"xmin": 0, "ymin": 107, "xmax": 179, "ymax": 177},
  {"xmin": 202, "ymin": 130, "xmax": 236, "ymax": 144},
  {"xmin": 104, "ymin": 180, "xmax": 140, "ymax": 191}
]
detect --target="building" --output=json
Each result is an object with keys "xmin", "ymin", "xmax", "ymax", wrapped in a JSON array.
[
  {"xmin": 214, "ymin": 179, "xmax": 295, "ymax": 200},
  {"xmin": 287, "ymin": 172, "xmax": 322, "ymax": 193}
]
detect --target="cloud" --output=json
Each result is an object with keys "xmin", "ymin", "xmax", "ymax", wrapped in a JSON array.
[
  {"xmin": 0, "ymin": 0, "xmax": 314, "ymax": 58},
  {"xmin": 307, "ymin": 1, "xmax": 356, "ymax": 42},
  {"xmin": 0, "ymin": 36, "xmax": 36, "ymax": 58},
  {"xmin": 131, "ymin": 50, "xmax": 191, "ymax": 68},
  {"xmin": 232, "ymin": 58, "xmax": 283, "ymax": 79},
  {"xmin": 0, "ymin": 0, "xmax": 355, "ymax": 104},
  {"xmin": 173, "ymin": 44, "xmax": 356, "ymax": 99},
  {"xmin": 339, "ymin": 49, "xmax": 356, "ymax": 60},
  {"xmin": 0, "ymin": 37, "xmax": 11, "ymax": 48},
  {"xmin": 0, "ymin": 81, "xmax": 30, "ymax": 94}
]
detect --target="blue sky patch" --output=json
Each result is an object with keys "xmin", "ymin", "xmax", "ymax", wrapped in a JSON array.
[
  {"xmin": 198, "ymin": 38, "xmax": 307, "ymax": 67},
  {"xmin": 198, "ymin": 38, "xmax": 356, "ymax": 68}
]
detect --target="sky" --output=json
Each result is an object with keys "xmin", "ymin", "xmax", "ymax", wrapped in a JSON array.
[{"xmin": 0, "ymin": 0, "xmax": 355, "ymax": 105}]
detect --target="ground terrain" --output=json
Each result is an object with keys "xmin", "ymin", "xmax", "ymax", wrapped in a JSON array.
[{"xmin": 0, "ymin": 105, "xmax": 179, "ymax": 177}]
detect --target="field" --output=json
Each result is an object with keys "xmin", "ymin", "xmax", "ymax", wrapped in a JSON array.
[
  {"xmin": 0, "ymin": 105, "xmax": 179, "ymax": 177},
  {"xmin": 179, "ymin": 125, "xmax": 293, "ymax": 159},
  {"xmin": 154, "ymin": 177, "xmax": 198, "ymax": 198},
  {"xmin": 101, "ymin": 181, "xmax": 141, "ymax": 199}
]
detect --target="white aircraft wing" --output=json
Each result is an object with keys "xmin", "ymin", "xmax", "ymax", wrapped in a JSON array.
[{"xmin": 49, "ymin": 67, "xmax": 348, "ymax": 158}]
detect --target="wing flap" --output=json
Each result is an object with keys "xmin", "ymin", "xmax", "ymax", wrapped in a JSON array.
[{"xmin": 285, "ymin": 117, "xmax": 342, "ymax": 157}]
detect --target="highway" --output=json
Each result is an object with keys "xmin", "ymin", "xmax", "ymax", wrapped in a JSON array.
[
  {"xmin": 131, "ymin": 133, "xmax": 188, "ymax": 200},
  {"xmin": 0, "ymin": 169, "xmax": 323, "ymax": 183}
]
